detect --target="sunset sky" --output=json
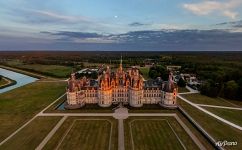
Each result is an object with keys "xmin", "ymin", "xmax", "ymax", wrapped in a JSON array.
[{"xmin": 1, "ymin": 0, "xmax": 242, "ymax": 51}]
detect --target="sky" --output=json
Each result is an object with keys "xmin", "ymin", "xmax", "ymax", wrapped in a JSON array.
[{"xmin": 0, "ymin": 0, "xmax": 242, "ymax": 51}]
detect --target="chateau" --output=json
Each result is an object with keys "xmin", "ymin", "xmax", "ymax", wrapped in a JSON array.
[{"xmin": 66, "ymin": 58, "xmax": 178, "ymax": 109}]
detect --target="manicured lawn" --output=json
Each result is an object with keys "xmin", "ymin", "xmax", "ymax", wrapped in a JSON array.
[
  {"xmin": 127, "ymin": 104, "xmax": 177, "ymax": 113},
  {"xmin": 222, "ymin": 99, "xmax": 242, "ymax": 107},
  {"xmin": 138, "ymin": 67, "xmax": 150, "ymax": 79},
  {"xmin": 179, "ymin": 99, "xmax": 242, "ymax": 150},
  {"xmin": 124, "ymin": 117, "xmax": 199, "ymax": 150},
  {"xmin": 0, "ymin": 81, "xmax": 66, "ymax": 142},
  {"xmin": 181, "ymin": 93, "xmax": 236, "ymax": 107},
  {"xmin": 3, "ymin": 61, "xmax": 72, "ymax": 78},
  {"xmin": 203, "ymin": 107, "xmax": 242, "ymax": 127},
  {"xmin": 0, "ymin": 116, "xmax": 61, "ymax": 150},
  {"xmin": 178, "ymin": 86, "xmax": 189, "ymax": 93},
  {"xmin": 18, "ymin": 64, "xmax": 72, "ymax": 78},
  {"xmin": 176, "ymin": 112, "xmax": 214, "ymax": 150},
  {"xmin": 43, "ymin": 117, "xmax": 118, "ymax": 150}
]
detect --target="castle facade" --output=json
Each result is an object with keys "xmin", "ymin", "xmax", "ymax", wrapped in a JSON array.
[{"xmin": 66, "ymin": 58, "xmax": 178, "ymax": 109}]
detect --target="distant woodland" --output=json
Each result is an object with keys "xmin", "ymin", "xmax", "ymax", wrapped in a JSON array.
[{"xmin": 0, "ymin": 51, "xmax": 241, "ymax": 101}]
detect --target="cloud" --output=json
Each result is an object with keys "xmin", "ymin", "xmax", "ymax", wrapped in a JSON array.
[
  {"xmin": 129, "ymin": 22, "xmax": 148, "ymax": 27},
  {"xmin": 183, "ymin": 0, "xmax": 242, "ymax": 19},
  {"xmin": 2, "ymin": 29, "xmax": 242, "ymax": 50},
  {"xmin": 41, "ymin": 31, "xmax": 115, "ymax": 43},
  {"xmin": 215, "ymin": 20, "xmax": 242, "ymax": 30},
  {"xmin": 32, "ymin": 10, "xmax": 89, "ymax": 22},
  {"xmin": 49, "ymin": 31, "xmax": 103, "ymax": 38},
  {"xmin": 25, "ymin": 9, "xmax": 90, "ymax": 24}
]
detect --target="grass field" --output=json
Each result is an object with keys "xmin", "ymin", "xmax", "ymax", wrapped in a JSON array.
[
  {"xmin": 3, "ymin": 60, "xmax": 72, "ymax": 78},
  {"xmin": 17, "ymin": 64, "xmax": 72, "ymax": 78},
  {"xmin": 0, "ymin": 81, "xmax": 66, "ymax": 142},
  {"xmin": 43, "ymin": 117, "xmax": 118, "ymax": 150},
  {"xmin": 138, "ymin": 67, "xmax": 150, "ymax": 79},
  {"xmin": 222, "ymin": 99, "xmax": 242, "ymax": 107},
  {"xmin": 203, "ymin": 107, "xmax": 242, "ymax": 127},
  {"xmin": 124, "ymin": 117, "xmax": 199, "ymax": 150},
  {"xmin": 176, "ymin": 112, "xmax": 214, "ymax": 149},
  {"xmin": 0, "ymin": 116, "xmax": 61, "ymax": 150},
  {"xmin": 178, "ymin": 99, "xmax": 242, "ymax": 150},
  {"xmin": 181, "ymin": 93, "xmax": 237, "ymax": 107},
  {"xmin": 127, "ymin": 104, "xmax": 177, "ymax": 113}
]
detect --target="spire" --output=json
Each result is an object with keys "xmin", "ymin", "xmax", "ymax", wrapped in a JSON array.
[{"xmin": 119, "ymin": 54, "xmax": 123, "ymax": 72}]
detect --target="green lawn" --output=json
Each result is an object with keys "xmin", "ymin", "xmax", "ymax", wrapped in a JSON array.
[
  {"xmin": 3, "ymin": 61, "xmax": 72, "ymax": 78},
  {"xmin": 17, "ymin": 64, "xmax": 72, "ymax": 78},
  {"xmin": 0, "ymin": 116, "xmax": 61, "ymax": 150},
  {"xmin": 127, "ymin": 104, "xmax": 177, "ymax": 113},
  {"xmin": 139, "ymin": 67, "xmax": 150, "ymax": 79},
  {"xmin": 176, "ymin": 112, "xmax": 214, "ymax": 149},
  {"xmin": 181, "ymin": 93, "xmax": 236, "ymax": 107},
  {"xmin": 0, "ymin": 81, "xmax": 66, "ymax": 142},
  {"xmin": 178, "ymin": 99, "xmax": 242, "ymax": 150},
  {"xmin": 221, "ymin": 99, "xmax": 242, "ymax": 107},
  {"xmin": 203, "ymin": 107, "xmax": 242, "ymax": 127},
  {"xmin": 43, "ymin": 117, "xmax": 118, "ymax": 150},
  {"xmin": 124, "ymin": 117, "xmax": 199, "ymax": 150}
]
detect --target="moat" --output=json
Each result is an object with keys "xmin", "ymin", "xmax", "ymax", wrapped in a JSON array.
[{"xmin": 0, "ymin": 68, "xmax": 37, "ymax": 93}]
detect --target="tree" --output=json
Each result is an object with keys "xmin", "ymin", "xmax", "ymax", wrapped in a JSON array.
[
  {"xmin": 224, "ymin": 80, "xmax": 238, "ymax": 100},
  {"xmin": 149, "ymin": 70, "xmax": 158, "ymax": 79},
  {"xmin": 178, "ymin": 78, "xmax": 186, "ymax": 87},
  {"xmin": 200, "ymin": 79, "xmax": 220, "ymax": 97},
  {"xmin": 237, "ymin": 78, "xmax": 242, "ymax": 100}
]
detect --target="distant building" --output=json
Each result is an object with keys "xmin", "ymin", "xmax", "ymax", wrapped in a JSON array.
[
  {"xmin": 166, "ymin": 65, "xmax": 181, "ymax": 71},
  {"xmin": 66, "ymin": 57, "xmax": 178, "ymax": 109}
]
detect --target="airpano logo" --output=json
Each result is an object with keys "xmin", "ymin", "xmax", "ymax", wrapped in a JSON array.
[{"xmin": 216, "ymin": 140, "xmax": 237, "ymax": 147}]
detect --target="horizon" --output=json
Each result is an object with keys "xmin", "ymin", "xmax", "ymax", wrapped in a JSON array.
[{"xmin": 1, "ymin": 0, "xmax": 242, "ymax": 51}]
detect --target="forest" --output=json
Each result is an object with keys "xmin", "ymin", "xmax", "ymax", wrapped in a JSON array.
[{"xmin": 0, "ymin": 51, "xmax": 241, "ymax": 100}]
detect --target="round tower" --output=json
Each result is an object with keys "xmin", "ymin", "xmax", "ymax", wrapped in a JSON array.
[
  {"xmin": 98, "ymin": 71, "xmax": 112, "ymax": 107},
  {"xmin": 129, "ymin": 71, "xmax": 144, "ymax": 107}
]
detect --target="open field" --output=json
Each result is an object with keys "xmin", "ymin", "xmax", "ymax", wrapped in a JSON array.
[
  {"xmin": 127, "ymin": 104, "xmax": 177, "ymax": 113},
  {"xmin": 2, "ymin": 60, "xmax": 72, "ymax": 78},
  {"xmin": 178, "ymin": 99, "xmax": 242, "ymax": 150},
  {"xmin": 222, "ymin": 99, "xmax": 242, "ymax": 107},
  {"xmin": 0, "ymin": 65, "xmax": 45, "ymax": 79},
  {"xmin": 0, "ymin": 116, "xmax": 61, "ymax": 150},
  {"xmin": 124, "ymin": 116, "xmax": 200, "ymax": 150},
  {"xmin": 181, "ymin": 93, "xmax": 237, "ymax": 107},
  {"xmin": 175, "ymin": 112, "xmax": 214, "ymax": 149},
  {"xmin": 18, "ymin": 64, "xmax": 72, "ymax": 78},
  {"xmin": 203, "ymin": 107, "xmax": 242, "ymax": 127},
  {"xmin": 43, "ymin": 117, "xmax": 118, "ymax": 150},
  {"xmin": 0, "ymin": 81, "xmax": 66, "ymax": 142},
  {"xmin": 13, "ymin": 64, "xmax": 71, "ymax": 78}
]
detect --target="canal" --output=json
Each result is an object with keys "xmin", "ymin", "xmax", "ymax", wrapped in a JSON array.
[{"xmin": 0, "ymin": 68, "xmax": 38, "ymax": 94}]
